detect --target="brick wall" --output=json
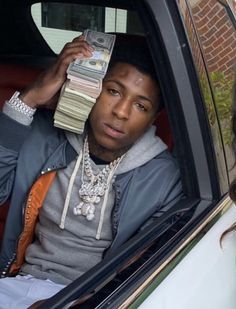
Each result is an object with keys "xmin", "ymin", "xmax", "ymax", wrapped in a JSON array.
[{"xmin": 191, "ymin": 0, "xmax": 236, "ymax": 78}]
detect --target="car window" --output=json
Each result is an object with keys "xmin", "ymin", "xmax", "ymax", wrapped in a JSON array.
[
  {"xmin": 31, "ymin": 2, "xmax": 144, "ymax": 54},
  {"xmin": 178, "ymin": 0, "xmax": 236, "ymax": 188}
]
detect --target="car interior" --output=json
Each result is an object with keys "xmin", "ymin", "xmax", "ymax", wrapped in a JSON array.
[{"xmin": 0, "ymin": 0, "xmax": 230, "ymax": 307}]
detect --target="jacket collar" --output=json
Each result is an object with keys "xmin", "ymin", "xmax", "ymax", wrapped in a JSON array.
[{"xmin": 40, "ymin": 140, "xmax": 77, "ymax": 175}]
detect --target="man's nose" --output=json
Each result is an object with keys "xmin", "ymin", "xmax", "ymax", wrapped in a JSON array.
[{"xmin": 112, "ymin": 98, "xmax": 131, "ymax": 120}]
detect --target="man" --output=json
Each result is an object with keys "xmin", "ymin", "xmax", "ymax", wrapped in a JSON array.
[{"xmin": 0, "ymin": 35, "xmax": 182, "ymax": 307}]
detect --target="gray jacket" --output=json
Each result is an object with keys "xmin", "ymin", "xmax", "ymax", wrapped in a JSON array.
[{"xmin": 0, "ymin": 109, "xmax": 183, "ymax": 276}]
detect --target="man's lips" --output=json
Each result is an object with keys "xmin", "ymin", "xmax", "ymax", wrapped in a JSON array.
[{"xmin": 103, "ymin": 123, "xmax": 125, "ymax": 138}]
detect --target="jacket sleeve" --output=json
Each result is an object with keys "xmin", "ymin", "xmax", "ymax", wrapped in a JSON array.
[{"xmin": 0, "ymin": 112, "xmax": 31, "ymax": 204}]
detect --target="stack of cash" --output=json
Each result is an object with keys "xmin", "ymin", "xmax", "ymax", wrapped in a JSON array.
[{"xmin": 54, "ymin": 29, "xmax": 116, "ymax": 134}]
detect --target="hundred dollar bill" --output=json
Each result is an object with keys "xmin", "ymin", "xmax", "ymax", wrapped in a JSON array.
[
  {"xmin": 85, "ymin": 29, "xmax": 116, "ymax": 51},
  {"xmin": 67, "ymin": 29, "xmax": 116, "ymax": 79}
]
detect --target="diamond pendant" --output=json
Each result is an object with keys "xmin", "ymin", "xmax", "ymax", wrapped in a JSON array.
[
  {"xmin": 73, "ymin": 202, "xmax": 95, "ymax": 221},
  {"xmin": 73, "ymin": 136, "xmax": 124, "ymax": 222}
]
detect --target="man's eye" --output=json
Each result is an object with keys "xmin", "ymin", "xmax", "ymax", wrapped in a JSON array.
[
  {"xmin": 108, "ymin": 88, "xmax": 119, "ymax": 96},
  {"xmin": 135, "ymin": 102, "xmax": 147, "ymax": 112}
]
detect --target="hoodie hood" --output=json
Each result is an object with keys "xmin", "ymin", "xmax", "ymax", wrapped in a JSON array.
[
  {"xmin": 65, "ymin": 125, "xmax": 167, "ymax": 175},
  {"xmin": 116, "ymin": 126, "xmax": 167, "ymax": 174}
]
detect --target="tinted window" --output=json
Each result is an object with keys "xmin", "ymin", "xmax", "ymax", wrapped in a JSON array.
[
  {"xmin": 31, "ymin": 3, "xmax": 144, "ymax": 53},
  {"xmin": 41, "ymin": 3, "xmax": 105, "ymax": 32}
]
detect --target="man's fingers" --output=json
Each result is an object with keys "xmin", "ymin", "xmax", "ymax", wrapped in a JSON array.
[
  {"xmin": 54, "ymin": 44, "xmax": 93, "ymax": 77},
  {"xmin": 72, "ymin": 35, "xmax": 85, "ymax": 42},
  {"xmin": 60, "ymin": 40, "xmax": 94, "ymax": 58}
]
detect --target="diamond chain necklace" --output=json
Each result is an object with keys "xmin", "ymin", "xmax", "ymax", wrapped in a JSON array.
[{"xmin": 73, "ymin": 136, "xmax": 124, "ymax": 221}]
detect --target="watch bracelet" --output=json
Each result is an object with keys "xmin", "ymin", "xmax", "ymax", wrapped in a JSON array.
[{"xmin": 6, "ymin": 91, "xmax": 36, "ymax": 118}]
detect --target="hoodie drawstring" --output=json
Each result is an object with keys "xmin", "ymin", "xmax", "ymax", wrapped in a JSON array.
[
  {"xmin": 95, "ymin": 161, "xmax": 121, "ymax": 240},
  {"xmin": 59, "ymin": 150, "xmax": 83, "ymax": 229}
]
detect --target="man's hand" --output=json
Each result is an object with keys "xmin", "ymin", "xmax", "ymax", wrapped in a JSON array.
[{"xmin": 20, "ymin": 36, "xmax": 94, "ymax": 109}]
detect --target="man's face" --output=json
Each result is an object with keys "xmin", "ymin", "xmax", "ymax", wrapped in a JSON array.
[{"xmin": 88, "ymin": 62, "xmax": 159, "ymax": 159}]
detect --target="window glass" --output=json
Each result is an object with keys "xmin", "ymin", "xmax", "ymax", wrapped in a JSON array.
[
  {"xmin": 177, "ymin": 0, "xmax": 229, "ymax": 191},
  {"xmin": 41, "ymin": 3, "xmax": 105, "ymax": 32},
  {"xmin": 31, "ymin": 3, "xmax": 144, "ymax": 54},
  {"xmin": 178, "ymin": 0, "xmax": 236, "ymax": 185}
]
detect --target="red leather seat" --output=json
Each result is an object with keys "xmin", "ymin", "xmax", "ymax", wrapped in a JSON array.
[
  {"xmin": 155, "ymin": 108, "xmax": 173, "ymax": 151},
  {"xmin": 0, "ymin": 64, "xmax": 42, "ymax": 106}
]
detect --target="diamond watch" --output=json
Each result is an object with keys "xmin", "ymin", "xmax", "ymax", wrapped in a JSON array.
[{"xmin": 6, "ymin": 91, "xmax": 36, "ymax": 118}]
